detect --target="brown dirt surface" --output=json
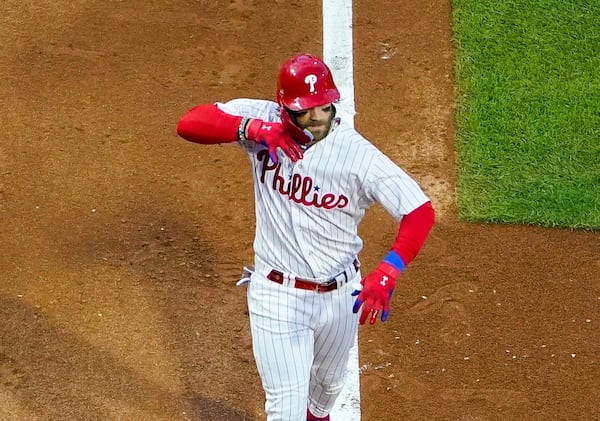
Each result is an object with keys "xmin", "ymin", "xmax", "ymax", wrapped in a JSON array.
[{"xmin": 1, "ymin": 1, "xmax": 598, "ymax": 420}]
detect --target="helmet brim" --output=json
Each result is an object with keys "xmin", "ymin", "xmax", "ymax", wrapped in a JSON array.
[{"xmin": 282, "ymin": 89, "xmax": 341, "ymax": 112}]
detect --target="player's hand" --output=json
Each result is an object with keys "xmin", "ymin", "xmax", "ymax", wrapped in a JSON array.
[
  {"xmin": 246, "ymin": 119, "xmax": 304, "ymax": 164},
  {"xmin": 352, "ymin": 262, "xmax": 399, "ymax": 325}
]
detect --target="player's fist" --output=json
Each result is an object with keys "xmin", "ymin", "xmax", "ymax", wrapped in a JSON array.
[
  {"xmin": 246, "ymin": 119, "xmax": 304, "ymax": 164},
  {"xmin": 352, "ymin": 262, "xmax": 400, "ymax": 325}
]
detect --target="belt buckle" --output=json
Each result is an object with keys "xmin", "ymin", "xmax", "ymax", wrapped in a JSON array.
[
  {"xmin": 315, "ymin": 261, "xmax": 356, "ymax": 293},
  {"xmin": 315, "ymin": 271, "xmax": 344, "ymax": 293},
  {"xmin": 314, "ymin": 277, "xmax": 336, "ymax": 293}
]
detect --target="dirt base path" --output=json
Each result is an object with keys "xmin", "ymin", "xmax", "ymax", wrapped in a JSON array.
[{"xmin": 1, "ymin": 1, "xmax": 598, "ymax": 420}]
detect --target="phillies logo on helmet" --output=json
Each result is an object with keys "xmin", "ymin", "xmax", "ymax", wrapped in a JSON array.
[{"xmin": 304, "ymin": 74, "xmax": 318, "ymax": 93}]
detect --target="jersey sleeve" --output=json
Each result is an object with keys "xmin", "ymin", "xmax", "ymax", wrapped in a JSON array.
[
  {"xmin": 363, "ymin": 148, "xmax": 431, "ymax": 221},
  {"xmin": 216, "ymin": 99, "xmax": 279, "ymax": 122},
  {"xmin": 216, "ymin": 99, "xmax": 280, "ymax": 151}
]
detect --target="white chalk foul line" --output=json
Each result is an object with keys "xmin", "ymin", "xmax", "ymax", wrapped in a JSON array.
[{"xmin": 323, "ymin": 1, "xmax": 361, "ymax": 420}]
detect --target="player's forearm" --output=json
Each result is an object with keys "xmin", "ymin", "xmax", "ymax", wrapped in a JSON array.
[
  {"xmin": 355, "ymin": 202, "xmax": 434, "ymax": 325},
  {"xmin": 384, "ymin": 201, "xmax": 435, "ymax": 271},
  {"xmin": 176, "ymin": 104, "xmax": 243, "ymax": 144}
]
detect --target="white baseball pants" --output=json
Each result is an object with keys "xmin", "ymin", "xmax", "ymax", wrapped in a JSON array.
[{"xmin": 247, "ymin": 272, "xmax": 360, "ymax": 421}]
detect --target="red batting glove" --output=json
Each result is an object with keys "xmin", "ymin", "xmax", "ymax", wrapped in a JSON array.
[
  {"xmin": 246, "ymin": 119, "xmax": 304, "ymax": 164},
  {"xmin": 352, "ymin": 262, "xmax": 400, "ymax": 325}
]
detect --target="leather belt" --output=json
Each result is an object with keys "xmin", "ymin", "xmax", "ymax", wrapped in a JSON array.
[{"xmin": 266, "ymin": 259, "xmax": 360, "ymax": 293}]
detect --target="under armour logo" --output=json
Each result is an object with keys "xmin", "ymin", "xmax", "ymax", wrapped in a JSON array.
[
  {"xmin": 380, "ymin": 275, "xmax": 388, "ymax": 286},
  {"xmin": 262, "ymin": 124, "xmax": 272, "ymax": 131},
  {"xmin": 305, "ymin": 74, "xmax": 318, "ymax": 92}
]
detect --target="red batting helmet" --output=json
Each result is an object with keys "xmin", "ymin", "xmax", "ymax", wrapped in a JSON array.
[{"xmin": 276, "ymin": 53, "xmax": 340, "ymax": 111}]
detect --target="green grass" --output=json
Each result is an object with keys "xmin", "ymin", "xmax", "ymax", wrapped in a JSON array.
[{"xmin": 451, "ymin": 0, "xmax": 600, "ymax": 229}]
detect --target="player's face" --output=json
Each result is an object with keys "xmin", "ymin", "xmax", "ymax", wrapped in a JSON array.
[{"xmin": 289, "ymin": 104, "xmax": 335, "ymax": 141}]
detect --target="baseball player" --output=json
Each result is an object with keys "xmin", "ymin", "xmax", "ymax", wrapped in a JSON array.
[{"xmin": 176, "ymin": 53, "xmax": 435, "ymax": 421}]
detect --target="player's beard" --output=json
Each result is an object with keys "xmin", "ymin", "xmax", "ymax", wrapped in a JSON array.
[{"xmin": 305, "ymin": 117, "xmax": 333, "ymax": 141}]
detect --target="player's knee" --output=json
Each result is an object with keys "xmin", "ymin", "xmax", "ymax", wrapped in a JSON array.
[{"xmin": 264, "ymin": 387, "xmax": 308, "ymax": 421}]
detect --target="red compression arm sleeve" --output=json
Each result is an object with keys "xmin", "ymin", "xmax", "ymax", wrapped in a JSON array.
[
  {"xmin": 391, "ymin": 201, "xmax": 435, "ymax": 266},
  {"xmin": 176, "ymin": 104, "xmax": 244, "ymax": 144}
]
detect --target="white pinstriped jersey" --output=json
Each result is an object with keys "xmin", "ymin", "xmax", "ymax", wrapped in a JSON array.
[{"xmin": 218, "ymin": 98, "xmax": 430, "ymax": 279}]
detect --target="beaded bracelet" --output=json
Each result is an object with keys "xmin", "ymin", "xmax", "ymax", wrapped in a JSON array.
[{"xmin": 238, "ymin": 117, "xmax": 251, "ymax": 142}]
